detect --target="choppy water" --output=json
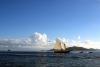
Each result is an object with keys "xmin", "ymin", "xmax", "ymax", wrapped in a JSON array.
[{"xmin": 0, "ymin": 51, "xmax": 100, "ymax": 67}]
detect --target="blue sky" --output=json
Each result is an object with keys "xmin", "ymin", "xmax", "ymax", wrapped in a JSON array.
[{"xmin": 0, "ymin": 0, "xmax": 100, "ymax": 41}]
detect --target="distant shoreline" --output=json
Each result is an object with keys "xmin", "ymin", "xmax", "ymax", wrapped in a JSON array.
[{"xmin": 0, "ymin": 46, "xmax": 98, "ymax": 52}]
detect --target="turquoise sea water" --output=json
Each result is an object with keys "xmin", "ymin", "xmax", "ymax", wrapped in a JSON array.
[{"xmin": 0, "ymin": 51, "xmax": 100, "ymax": 67}]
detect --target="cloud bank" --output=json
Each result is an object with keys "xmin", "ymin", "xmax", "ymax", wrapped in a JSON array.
[
  {"xmin": 0, "ymin": 32, "xmax": 53, "ymax": 51},
  {"xmin": 0, "ymin": 32, "xmax": 100, "ymax": 51}
]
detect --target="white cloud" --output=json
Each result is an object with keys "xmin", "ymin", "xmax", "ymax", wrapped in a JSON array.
[
  {"xmin": 0, "ymin": 32, "xmax": 53, "ymax": 51},
  {"xmin": 82, "ymin": 40, "xmax": 100, "ymax": 49},
  {"xmin": 78, "ymin": 36, "xmax": 80, "ymax": 40},
  {"xmin": 70, "ymin": 40, "xmax": 100, "ymax": 49},
  {"xmin": 0, "ymin": 32, "xmax": 100, "ymax": 51},
  {"xmin": 30, "ymin": 32, "xmax": 48, "ymax": 45}
]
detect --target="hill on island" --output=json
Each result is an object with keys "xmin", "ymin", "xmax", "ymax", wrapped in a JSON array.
[
  {"xmin": 48, "ymin": 46, "xmax": 95, "ymax": 51},
  {"xmin": 67, "ymin": 46, "xmax": 95, "ymax": 51}
]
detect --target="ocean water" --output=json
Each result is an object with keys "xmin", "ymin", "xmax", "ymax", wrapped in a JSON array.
[{"xmin": 0, "ymin": 51, "xmax": 100, "ymax": 67}]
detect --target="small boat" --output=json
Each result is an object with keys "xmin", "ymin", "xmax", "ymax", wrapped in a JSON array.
[
  {"xmin": 79, "ymin": 51, "xmax": 83, "ymax": 53},
  {"xmin": 89, "ymin": 52, "xmax": 93, "ymax": 53},
  {"xmin": 8, "ymin": 49, "xmax": 11, "ymax": 52},
  {"xmin": 53, "ymin": 38, "xmax": 70, "ymax": 53}
]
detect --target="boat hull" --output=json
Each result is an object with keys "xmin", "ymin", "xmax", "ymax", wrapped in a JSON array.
[{"xmin": 54, "ymin": 50, "xmax": 70, "ymax": 53}]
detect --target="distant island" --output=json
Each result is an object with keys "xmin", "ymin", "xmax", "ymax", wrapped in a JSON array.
[
  {"xmin": 67, "ymin": 46, "xmax": 95, "ymax": 51},
  {"xmin": 48, "ymin": 46, "xmax": 95, "ymax": 51}
]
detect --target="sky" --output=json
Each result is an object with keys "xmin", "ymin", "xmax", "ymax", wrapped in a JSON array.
[{"xmin": 0, "ymin": 0, "xmax": 100, "ymax": 51}]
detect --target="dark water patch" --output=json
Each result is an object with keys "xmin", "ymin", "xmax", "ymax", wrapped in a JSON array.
[{"xmin": 0, "ymin": 51, "xmax": 100, "ymax": 67}]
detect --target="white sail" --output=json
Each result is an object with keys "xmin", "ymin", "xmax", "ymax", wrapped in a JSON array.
[
  {"xmin": 54, "ymin": 41, "xmax": 62, "ymax": 50},
  {"xmin": 54, "ymin": 38, "xmax": 70, "ymax": 53},
  {"xmin": 54, "ymin": 38, "xmax": 68, "ymax": 50},
  {"xmin": 54, "ymin": 38, "xmax": 62, "ymax": 50}
]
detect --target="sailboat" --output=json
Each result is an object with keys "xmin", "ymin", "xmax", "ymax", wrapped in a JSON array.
[{"xmin": 53, "ymin": 38, "xmax": 70, "ymax": 53}]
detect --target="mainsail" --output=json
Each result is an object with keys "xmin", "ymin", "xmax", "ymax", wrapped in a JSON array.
[
  {"xmin": 54, "ymin": 41, "xmax": 62, "ymax": 50},
  {"xmin": 54, "ymin": 38, "xmax": 66, "ymax": 50},
  {"xmin": 54, "ymin": 38, "xmax": 70, "ymax": 53}
]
